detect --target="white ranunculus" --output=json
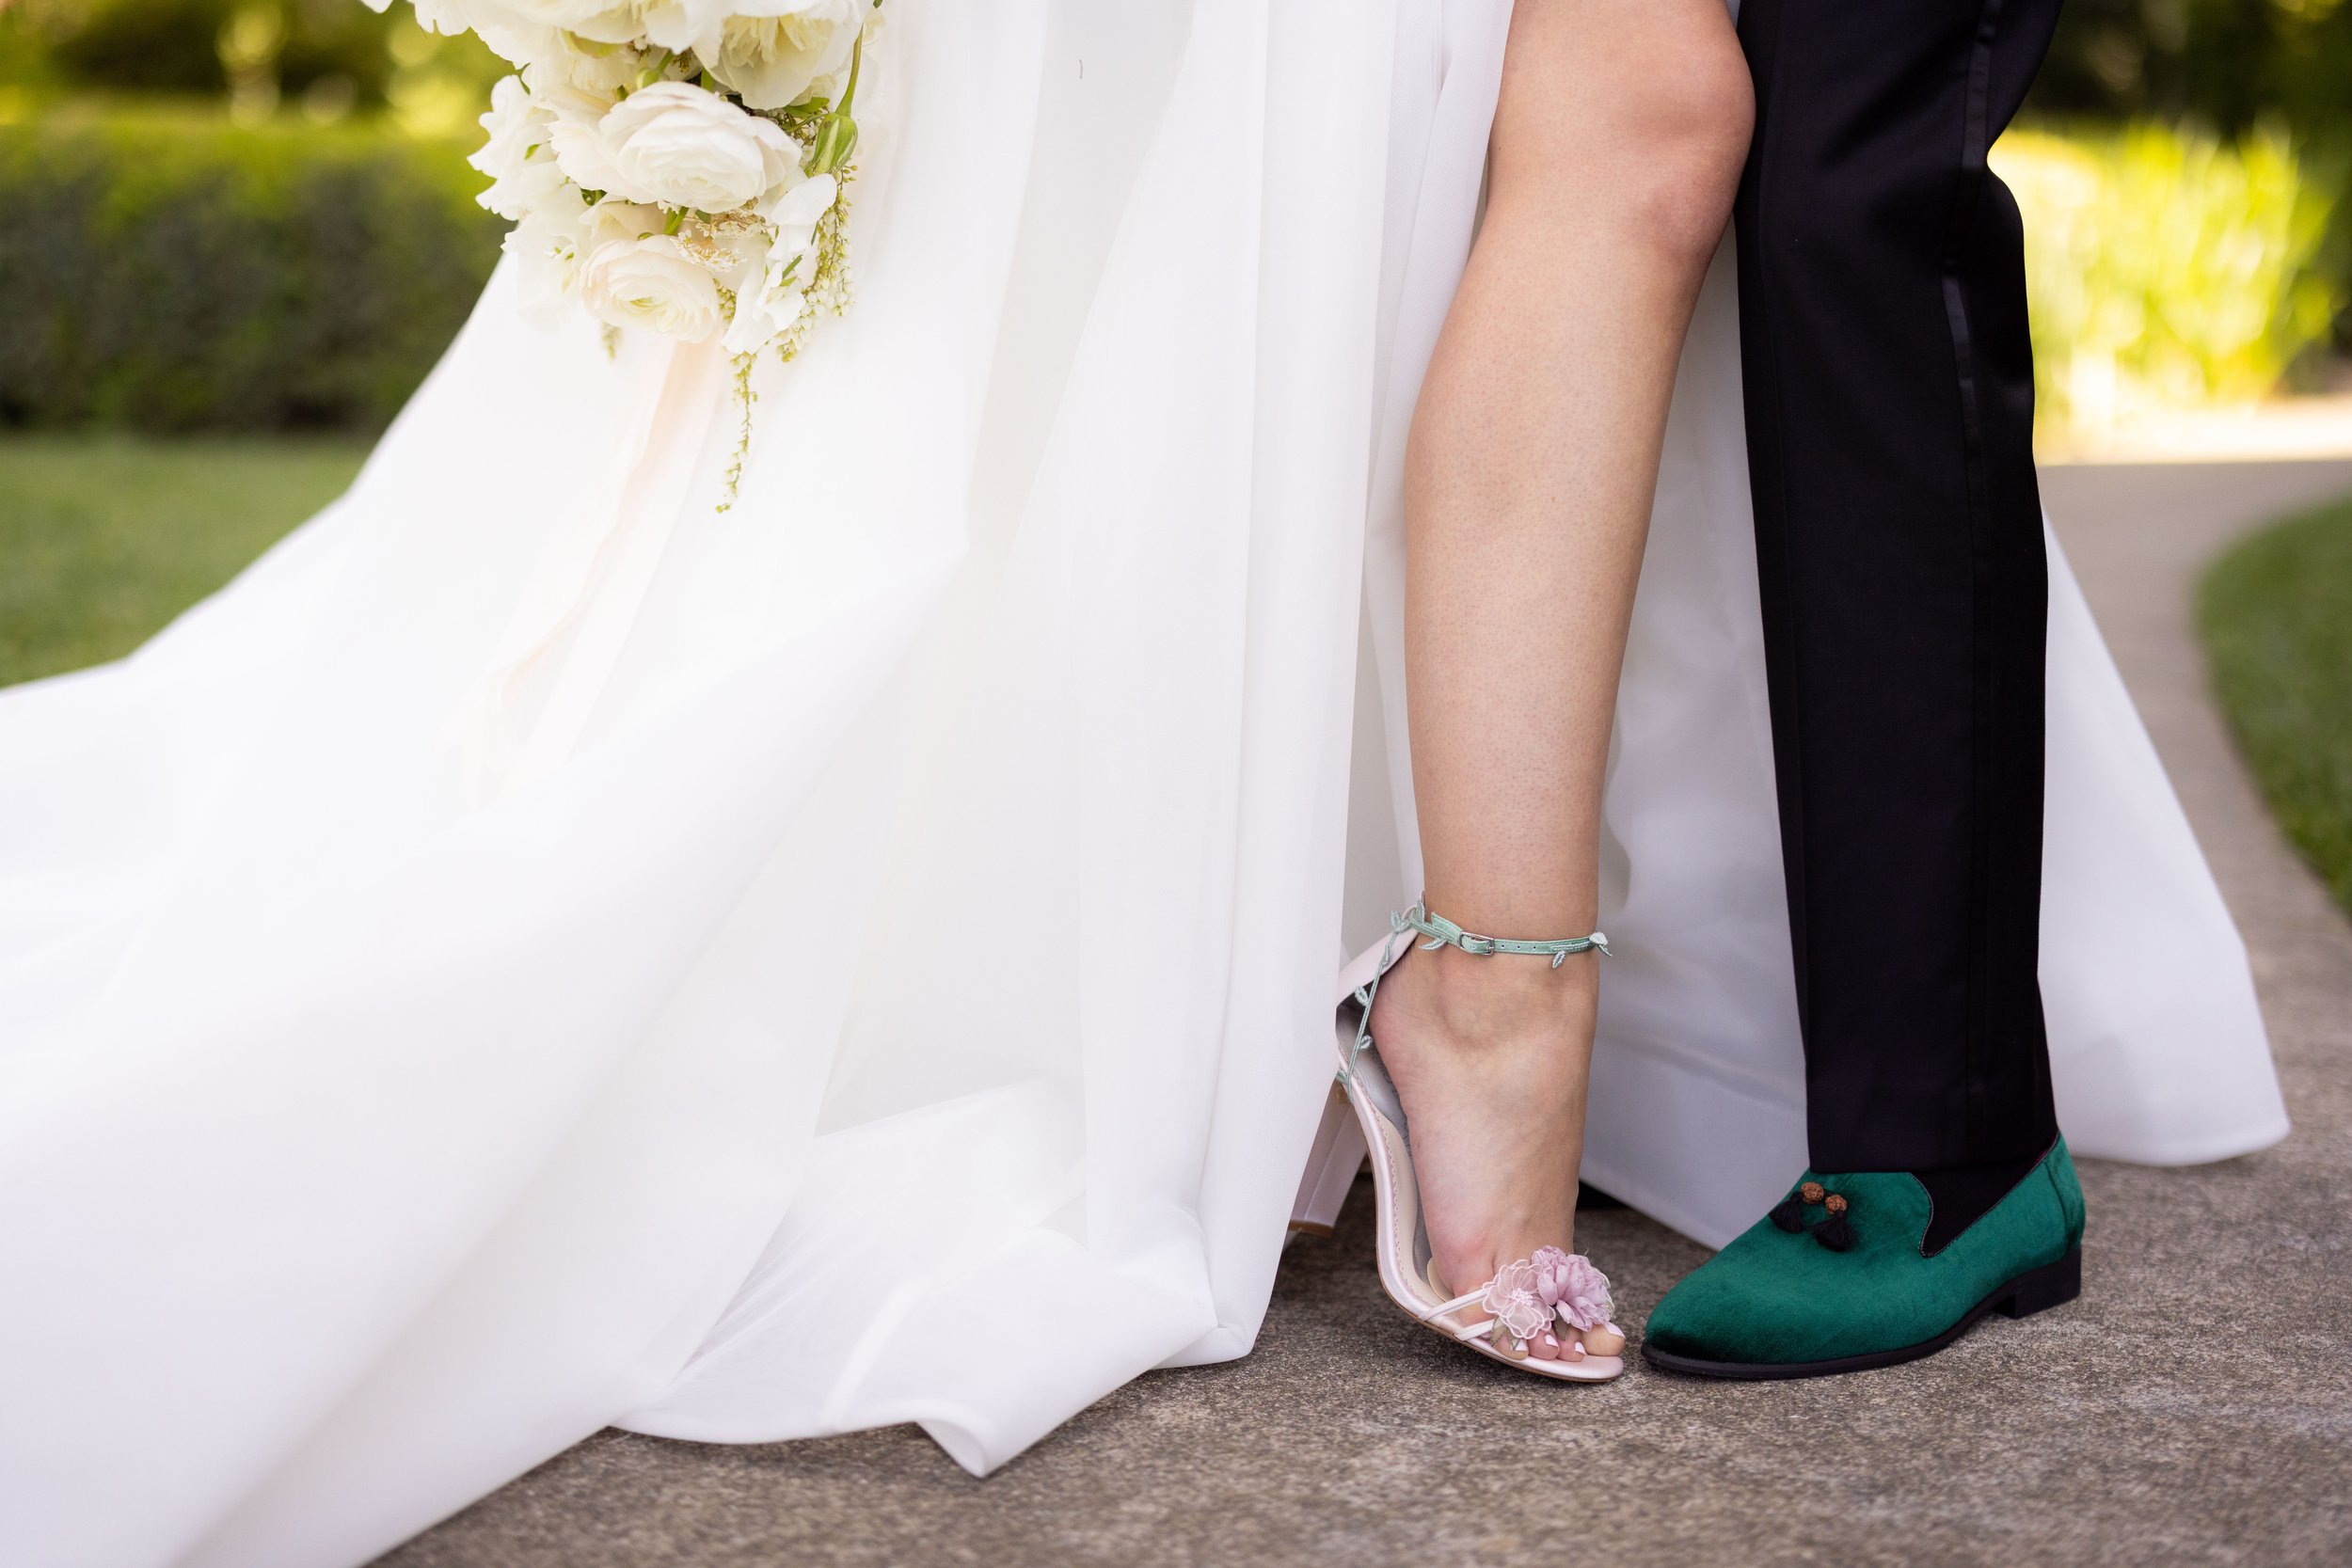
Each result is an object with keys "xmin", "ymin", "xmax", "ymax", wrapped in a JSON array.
[
  {"xmin": 696, "ymin": 0, "xmax": 866, "ymax": 111},
  {"xmin": 469, "ymin": 75, "xmax": 571, "ymax": 221},
  {"xmin": 578, "ymin": 231, "xmax": 724, "ymax": 341},
  {"xmin": 524, "ymin": 0, "xmax": 728, "ymax": 51},
  {"xmin": 404, "ymin": 1, "xmax": 567, "ymax": 72},
  {"xmin": 376, "ymin": 0, "xmax": 486, "ymax": 30},
  {"xmin": 502, "ymin": 199, "xmax": 590, "ymax": 329},
  {"xmin": 357, "ymin": 1, "xmax": 568, "ymax": 87},
  {"xmin": 798, "ymin": 0, "xmax": 879, "ymax": 107},
  {"xmin": 596, "ymin": 81, "xmax": 800, "ymax": 212},
  {"xmin": 528, "ymin": 34, "xmax": 651, "ymax": 97},
  {"xmin": 477, "ymin": 0, "xmax": 636, "ymax": 36},
  {"xmin": 505, "ymin": 194, "xmax": 658, "ymax": 330},
  {"xmin": 638, "ymin": 0, "xmax": 736, "ymax": 52},
  {"xmin": 585, "ymin": 198, "xmax": 666, "ymax": 247},
  {"xmin": 537, "ymin": 78, "xmax": 628, "ymax": 195},
  {"xmin": 396, "ymin": 1, "xmax": 668, "ymax": 64}
]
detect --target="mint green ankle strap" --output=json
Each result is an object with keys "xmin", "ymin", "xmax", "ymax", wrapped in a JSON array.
[
  {"xmin": 1339, "ymin": 901, "xmax": 1615, "ymax": 1086},
  {"xmin": 1396, "ymin": 899, "xmax": 1611, "ymax": 968}
]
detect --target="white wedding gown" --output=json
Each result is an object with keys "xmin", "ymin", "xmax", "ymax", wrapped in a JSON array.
[{"xmin": 0, "ymin": 3, "xmax": 2288, "ymax": 1565}]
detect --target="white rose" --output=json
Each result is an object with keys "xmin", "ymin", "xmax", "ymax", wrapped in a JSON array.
[
  {"xmin": 578, "ymin": 232, "xmax": 725, "ymax": 341},
  {"xmin": 596, "ymin": 81, "xmax": 800, "ymax": 212},
  {"xmin": 469, "ymin": 75, "xmax": 571, "ymax": 221},
  {"xmin": 696, "ymin": 0, "xmax": 866, "ymax": 111}
]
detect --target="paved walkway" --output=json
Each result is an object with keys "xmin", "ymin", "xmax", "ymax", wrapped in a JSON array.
[{"xmin": 381, "ymin": 462, "xmax": 2352, "ymax": 1568}]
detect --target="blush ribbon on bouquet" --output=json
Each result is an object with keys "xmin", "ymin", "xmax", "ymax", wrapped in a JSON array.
[
  {"xmin": 368, "ymin": 0, "xmax": 884, "ymax": 506},
  {"xmin": 445, "ymin": 334, "xmax": 732, "ymax": 801}
]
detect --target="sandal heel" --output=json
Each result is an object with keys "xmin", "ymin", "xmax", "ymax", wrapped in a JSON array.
[
  {"xmin": 1327, "ymin": 901, "xmax": 1627, "ymax": 1383},
  {"xmin": 1288, "ymin": 1083, "xmax": 1366, "ymax": 1237},
  {"xmin": 1996, "ymin": 1244, "xmax": 2082, "ymax": 1319}
]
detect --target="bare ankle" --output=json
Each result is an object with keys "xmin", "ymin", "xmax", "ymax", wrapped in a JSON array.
[{"xmin": 1406, "ymin": 945, "xmax": 1597, "ymax": 1050}]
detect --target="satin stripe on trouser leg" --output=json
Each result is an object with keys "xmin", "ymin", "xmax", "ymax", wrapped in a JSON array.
[{"xmin": 1732, "ymin": 0, "xmax": 2068, "ymax": 1173}]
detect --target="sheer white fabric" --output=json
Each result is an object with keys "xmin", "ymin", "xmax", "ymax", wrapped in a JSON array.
[
  {"xmin": 1348, "ymin": 237, "xmax": 2291, "ymax": 1247},
  {"xmin": 0, "ymin": 1, "xmax": 2284, "ymax": 1565}
]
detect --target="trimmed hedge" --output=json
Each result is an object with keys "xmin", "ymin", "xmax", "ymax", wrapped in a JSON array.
[{"xmin": 0, "ymin": 106, "xmax": 501, "ymax": 433}]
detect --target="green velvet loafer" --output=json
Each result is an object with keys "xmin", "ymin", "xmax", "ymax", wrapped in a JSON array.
[{"xmin": 1642, "ymin": 1138, "xmax": 2086, "ymax": 1379}]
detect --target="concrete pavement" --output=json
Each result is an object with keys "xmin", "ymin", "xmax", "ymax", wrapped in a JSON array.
[{"xmin": 379, "ymin": 460, "xmax": 2352, "ymax": 1568}]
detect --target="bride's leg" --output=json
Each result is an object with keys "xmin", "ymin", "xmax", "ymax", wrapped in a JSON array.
[{"xmin": 1374, "ymin": 0, "xmax": 1752, "ymax": 1300}]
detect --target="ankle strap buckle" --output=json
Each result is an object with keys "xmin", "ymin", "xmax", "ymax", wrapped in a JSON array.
[{"xmin": 1394, "ymin": 899, "xmax": 1612, "ymax": 967}]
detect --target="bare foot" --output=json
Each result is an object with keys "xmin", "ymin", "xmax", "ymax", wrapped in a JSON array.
[{"xmin": 1368, "ymin": 937, "xmax": 1596, "ymax": 1316}]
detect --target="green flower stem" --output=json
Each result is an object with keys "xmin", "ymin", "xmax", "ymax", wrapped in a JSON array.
[{"xmin": 807, "ymin": 28, "xmax": 866, "ymax": 175}]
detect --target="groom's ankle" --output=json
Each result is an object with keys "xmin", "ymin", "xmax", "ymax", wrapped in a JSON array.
[{"xmin": 1915, "ymin": 1142, "xmax": 2061, "ymax": 1253}]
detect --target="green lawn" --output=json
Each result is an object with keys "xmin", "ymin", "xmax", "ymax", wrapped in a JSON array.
[
  {"xmin": 2202, "ymin": 493, "xmax": 2352, "ymax": 918},
  {"xmin": 8, "ymin": 435, "xmax": 2348, "ymax": 926},
  {"xmin": 0, "ymin": 434, "xmax": 368, "ymax": 688}
]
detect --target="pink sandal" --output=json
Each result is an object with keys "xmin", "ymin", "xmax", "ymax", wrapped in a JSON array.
[{"xmin": 1293, "ymin": 901, "xmax": 1629, "ymax": 1381}]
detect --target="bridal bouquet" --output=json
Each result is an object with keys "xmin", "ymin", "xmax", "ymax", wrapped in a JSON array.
[{"xmin": 366, "ymin": 1, "xmax": 882, "ymax": 501}]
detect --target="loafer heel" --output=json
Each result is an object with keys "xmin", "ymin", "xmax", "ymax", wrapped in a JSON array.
[{"xmin": 1996, "ymin": 1244, "xmax": 2082, "ymax": 1320}]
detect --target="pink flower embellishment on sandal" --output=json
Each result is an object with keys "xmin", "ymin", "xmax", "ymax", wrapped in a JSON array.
[
  {"xmin": 1532, "ymin": 1245, "xmax": 1614, "ymax": 1331},
  {"xmin": 1496, "ymin": 1288, "xmax": 1553, "ymax": 1342},
  {"xmin": 1479, "ymin": 1259, "xmax": 1554, "ymax": 1340},
  {"xmin": 1482, "ymin": 1259, "xmax": 1536, "ymax": 1307}
]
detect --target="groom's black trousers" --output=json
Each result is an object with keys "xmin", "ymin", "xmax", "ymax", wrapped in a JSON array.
[{"xmin": 1732, "ymin": 0, "xmax": 2066, "ymax": 1175}]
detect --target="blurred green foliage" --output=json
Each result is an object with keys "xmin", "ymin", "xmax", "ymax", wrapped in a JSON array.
[
  {"xmin": 0, "ymin": 0, "xmax": 2346, "ymax": 436},
  {"xmin": 2030, "ymin": 0, "xmax": 2352, "ymax": 347},
  {"xmin": 1995, "ymin": 125, "xmax": 2341, "ymax": 433},
  {"xmin": 0, "ymin": 105, "xmax": 501, "ymax": 432},
  {"xmin": 2034, "ymin": 0, "xmax": 2352, "ymax": 146},
  {"xmin": 2202, "ymin": 493, "xmax": 2352, "ymax": 917},
  {"xmin": 3, "ymin": 0, "xmax": 393, "ymax": 100},
  {"xmin": 0, "ymin": 0, "xmax": 502, "ymax": 132}
]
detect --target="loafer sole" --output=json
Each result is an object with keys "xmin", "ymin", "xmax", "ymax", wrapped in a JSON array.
[{"xmin": 1639, "ymin": 1243, "xmax": 2081, "ymax": 1381}]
